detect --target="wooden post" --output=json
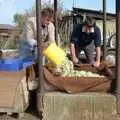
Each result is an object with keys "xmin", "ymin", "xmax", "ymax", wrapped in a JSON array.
[
  {"xmin": 103, "ymin": 0, "xmax": 107, "ymax": 60},
  {"xmin": 36, "ymin": 0, "xmax": 45, "ymax": 116},
  {"xmin": 116, "ymin": 0, "xmax": 120, "ymax": 114},
  {"xmin": 54, "ymin": 0, "xmax": 58, "ymax": 45}
]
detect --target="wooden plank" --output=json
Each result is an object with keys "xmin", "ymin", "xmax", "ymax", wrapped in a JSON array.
[{"xmin": 0, "ymin": 70, "xmax": 26, "ymax": 108}]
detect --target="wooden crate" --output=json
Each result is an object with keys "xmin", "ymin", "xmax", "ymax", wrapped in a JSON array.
[{"xmin": 0, "ymin": 69, "xmax": 29, "ymax": 117}]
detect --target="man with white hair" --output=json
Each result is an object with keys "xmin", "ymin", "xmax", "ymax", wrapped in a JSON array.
[
  {"xmin": 19, "ymin": 8, "xmax": 56, "ymax": 91},
  {"xmin": 19, "ymin": 8, "xmax": 56, "ymax": 59}
]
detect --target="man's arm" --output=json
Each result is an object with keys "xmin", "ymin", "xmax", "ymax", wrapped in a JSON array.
[
  {"xmin": 70, "ymin": 43, "xmax": 79, "ymax": 63},
  {"xmin": 48, "ymin": 22, "xmax": 55, "ymax": 43},
  {"xmin": 70, "ymin": 43, "xmax": 77, "ymax": 58},
  {"xmin": 70, "ymin": 25, "xmax": 80, "ymax": 63},
  {"xmin": 25, "ymin": 17, "xmax": 37, "ymax": 47},
  {"xmin": 96, "ymin": 47, "xmax": 101, "ymax": 63},
  {"xmin": 94, "ymin": 27, "xmax": 101, "ymax": 67}
]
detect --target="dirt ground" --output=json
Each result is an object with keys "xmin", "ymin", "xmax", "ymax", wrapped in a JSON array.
[
  {"xmin": 0, "ymin": 90, "xmax": 41, "ymax": 120},
  {"xmin": 0, "ymin": 110, "xmax": 40, "ymax": 120}
]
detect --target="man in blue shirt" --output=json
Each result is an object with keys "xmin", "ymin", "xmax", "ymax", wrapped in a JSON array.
[{"xmin": 70, "ymin": 16, "xmax": 101, "ymax": 67}]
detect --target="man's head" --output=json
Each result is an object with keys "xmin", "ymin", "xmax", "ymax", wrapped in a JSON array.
[
  {"xmin": 83, "ymin": 16, "xmax": 96, "ymax": 33},
  {"xmin": 41, "ymin": 8, "xmax": 54, "ymax": 26},
  {"xmin": 84, "ymin": 16, "xmax": 96, "ymax": 27}
]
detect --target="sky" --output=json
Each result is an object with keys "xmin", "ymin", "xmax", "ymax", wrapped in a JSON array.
[
  {"xmin": 62, "ymin": 0, "xmax": 115, "ymax": 13},
  {"xmin": 0, "ymin": 0, "xmax": 115, "ymax": 25}
]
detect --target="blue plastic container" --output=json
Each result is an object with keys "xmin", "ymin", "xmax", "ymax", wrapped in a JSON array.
[
  {"xmin": 22, "ymin": 61, "xmax": 34, "ymax": 69},
  {"xmin": 23, "ymin": 55, "xmax": 36, "ymax": 62},
  {"xmin": 1, "ymin": 57, "xmax": 23, "ymax": 71},
  {"xmin": 21, "ymin": 55, "xmax": 35, "ymax": 69},
  {"xmin": 0, "ymin": 59, "xmax": 3, "ymax": 70}
]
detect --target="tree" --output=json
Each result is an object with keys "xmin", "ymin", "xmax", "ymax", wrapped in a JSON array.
[
  {"xmin": 29, "ymin": 0, "xmax": 66, "ymax": 19},
  {"xmin": 13, "ymin": 0, "xmax": 68, "ymax": 46},
  {"xmin": 4, "ymin": 13, "xmax": 26, "ymax": 49},
  {"xmin": 13, "ymin": 13, "xmax": 25, "ymax": 33},
  {"xmin": 14, "ymin": 0, "xmax": 66, "ymax": 25}
]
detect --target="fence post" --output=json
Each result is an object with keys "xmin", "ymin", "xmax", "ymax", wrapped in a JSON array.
[
  {"xmin": 103, "ymin": 0, "xmax": 107, "ymax": 60},
  {"xmin": 54, "ymin": 0, "xmax": 58, "ymax": 45},
  {"xmin": 36, "ymin": 0, "xmax": 45, "ymax": 116},
  {"xmin": 116, "ymin": 0, "xmax": 120, "ymax": 114}
]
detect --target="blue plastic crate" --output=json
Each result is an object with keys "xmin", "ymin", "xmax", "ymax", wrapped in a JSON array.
[
  {"xmin": 0, "ymin": 57, "xmax": 23, "ymax": 71},
  {"xmin": 0, "ymin": 59, "xmax": 4, "ymax": 70},
  {"xmin": 22, "ymin": 56, "xmax": 36, "ymax": 69},
  {"xmin": 22, "ymin": 61, "xmax": 34, "ymax": 69},
  {"xmin": 23, "ymin": 55, "xmax": 36, "ymax": 62}
]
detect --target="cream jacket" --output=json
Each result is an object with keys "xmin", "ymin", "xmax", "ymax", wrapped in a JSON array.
[{"xmin": 23, "ymin": 17, "xmax": 55, "ymax": 46}]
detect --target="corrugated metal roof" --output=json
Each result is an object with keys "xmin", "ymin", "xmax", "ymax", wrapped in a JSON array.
[
  {"xmin": 73, "ymin": 7, "xmax": 115, "ymax": 20},
  {"xmin": 0, "ymin": 24, "xmax": 14, "ymax": 30}
]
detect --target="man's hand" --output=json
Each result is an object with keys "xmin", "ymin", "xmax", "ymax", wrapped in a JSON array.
[
  {"xmin": 41, "ymin": 43, "xmax": 48, "ymax": 50},
  {"xmin": 93, "ymin": 61, "xmax": 100, "ymax": 67},
  {"xmin": 95, "ymin": 47, "xmax": 101, "ymax": 67},
  {"xmin": 72, "ymin": 57, "xmax": 79, "ymax": 64},
  {"xmin": 70, "ymin": 43, "xmax": 79, "ymax": 64}
]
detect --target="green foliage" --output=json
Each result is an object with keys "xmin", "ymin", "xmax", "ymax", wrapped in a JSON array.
[
  {"xmin": 14, "ymin": 13, "xmax": 25, "ymax": 26},
  {"xmin": 27, "ymin": 0, "xmax": 66, "ymax": 19},
  {"xmin": 4, "ymin": 40, "xmax": 17, "ymax": 49},
  {"xmin": 12, "ymin": 0, "xmax": 68, "ymax": 48},
  {"xmin": 13, "ymin": 13, "xmax": 25, "ymax": 34},
  {"xmin": 13, "ymin": 0, "xmax": 66, "ymax": 30}
]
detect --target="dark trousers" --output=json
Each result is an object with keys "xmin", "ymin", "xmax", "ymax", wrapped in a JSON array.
[{"xmin": 75, "ymin": 41, "xmax": 96, "ymax": 64}]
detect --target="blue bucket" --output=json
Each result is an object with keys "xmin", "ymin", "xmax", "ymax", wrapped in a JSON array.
[
  {"xmin": 1, "ymin": 57, "xmax": 23, "ymax": 71},
  {"xmin": 0, "ymin": 59, "xmax": 4, "ymax": 70},
  {"xmin": 23, "ymin": 55, "xmax": 36, "ymax": 62},
  {"xmin": 22, "ymin": 56, "xmax": 35, "ymax": 69},
  {"xmin": 22, "ymin": 61, "xmax": 34, "ymax": 69}
]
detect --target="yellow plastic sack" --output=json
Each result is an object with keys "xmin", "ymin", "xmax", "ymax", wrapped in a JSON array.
[{"xmin": 43, "ymin": 43, "xmax": 66, "ymax": 66}]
